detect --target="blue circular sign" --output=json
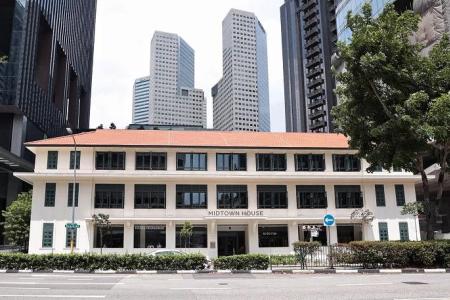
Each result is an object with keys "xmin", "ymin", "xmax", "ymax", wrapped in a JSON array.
[{"xmin": 323, "ymin": 214, "xmax": 335, "ymax": 227}]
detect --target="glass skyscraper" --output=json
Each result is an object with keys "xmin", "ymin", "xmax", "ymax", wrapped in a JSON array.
[{"xmin": 132, "ymin": 76, "xmax": 150, "ymax": 124}]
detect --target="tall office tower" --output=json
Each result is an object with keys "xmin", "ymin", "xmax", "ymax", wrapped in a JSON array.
[
  {"xmin": 132, "ymin": 76, "xmax": 150, "ymax": 124},
  {"xmin": 212, "ymin": 9, "xmax": 270, "ymax": 132},
  {"xmin": 148, "ymin": 31, "xmax": 206, "ymax": 128},
  {"xmin": 280, "ymin": 0, "xmax": 337, "ymax": 133},
  {"xmin": 0, "ymin": 0, "xmax": 96, "ymax": 244}
]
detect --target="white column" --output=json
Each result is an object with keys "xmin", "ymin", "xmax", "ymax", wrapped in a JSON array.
[
  {"xmin": 286, "ymin": 153, "xmax": 295, "ymax": 172},
  {"xmin": 166, "ymin": 183, "xmax": 176, "ymax": 217},
  {"xmin": 166, "ymin": 221, "xmax": 175, "ymax": 249},
  {"xmin": 124, "ymin": 221, "xmax": 133, "ymax": 253},
  {"xmin": 125, "ymin": 150, "xmax": 135, "ymax": 171},
  {"xmin": 208, "ymin": 184, "xmax": 216, "ymax": 211},
  {"xmin": 124, "ymin": 183, "xmax": 134, "ymax": 218},
  {"xmin": 329, "ymin": 226, "xmax": 338, "ymax": 244},
  {"xmin": 248, "ymin": 184, "xmax": 257, "ymax": 210},
  {"xmin": 287, "ymin": 184, "xmax": 297, "ymax": 217},
  {"xmin": 248, "ymin": 220, "xmax": 258, "ymax": 253},
  {"xmin": 289, "ymin": 221, "xmax": 298, "ymax": 248},
  {"xmin": 324, "ymin": 153, "xmax": 333, "ymax": 172},
  {"xmin": 208, "ymin": 220, "xmax": 217, "ymax": 258}
]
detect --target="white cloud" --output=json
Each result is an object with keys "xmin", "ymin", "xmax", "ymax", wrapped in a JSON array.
[{"xmin": 90, "ymin": 0, "xmax": 286, "ymax": 132}]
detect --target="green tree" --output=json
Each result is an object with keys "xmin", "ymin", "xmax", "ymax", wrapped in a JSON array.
[
  {"xmin": 1, "ymin": 191, "xmax": 32, "ymax": 251},
  {"xmin": 180, "ymin": 221, "xmax": 193, "ymax": 249},
  {"xmin": 92, "ymin": 213, "xmax": 111, "ymax": 254},
  {"xmin": 333, "ymin": 3, "xmax": 450, "ymax": 239}
]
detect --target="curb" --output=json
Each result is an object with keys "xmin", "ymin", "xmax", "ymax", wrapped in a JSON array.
[{"xmin": 0, "ymin": 268, "xmax": 449, "ymax": 274}]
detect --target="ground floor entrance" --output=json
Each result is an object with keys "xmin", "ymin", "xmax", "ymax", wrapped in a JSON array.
[{"xmin": 217, "ymin": 225, "xmax": 247, "ymax": 256}]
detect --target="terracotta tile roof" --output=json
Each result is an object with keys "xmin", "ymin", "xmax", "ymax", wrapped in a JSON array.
[{"xmin": 25, "ymin": 129, "xmax": 350, "ymax": 149}]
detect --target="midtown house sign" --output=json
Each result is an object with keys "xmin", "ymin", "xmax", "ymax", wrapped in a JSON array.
[{"xmin": 207, "ymin": 210, "xmax": 264, "ymax": 217}]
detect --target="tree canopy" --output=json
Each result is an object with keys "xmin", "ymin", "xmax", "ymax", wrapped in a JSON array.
[
  {"xmin": 2, "ymin": 191, "xmax": 32, "ymax": 250},
  {"xmin": 333, "ymin": 4, "xmax": 450, "ymax": 239}
]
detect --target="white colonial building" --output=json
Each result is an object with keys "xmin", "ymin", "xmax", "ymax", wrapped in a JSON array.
[{"xmin": 15, "ymin": 130, "xmax": 420, "ymax": 257}]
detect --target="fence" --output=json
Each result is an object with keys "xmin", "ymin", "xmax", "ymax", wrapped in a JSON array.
[{"xmin": 270, "ymin": 245, "xmax": 362, "ymax": 269}]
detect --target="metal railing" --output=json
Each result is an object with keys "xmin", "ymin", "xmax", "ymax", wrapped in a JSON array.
[{"xmin": 270, "ymin": 245, "xmax": 362, "ymax": 269}]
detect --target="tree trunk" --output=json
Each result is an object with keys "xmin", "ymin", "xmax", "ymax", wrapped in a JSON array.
[
  {"xmin": 417, "ymin": 156, "xmax": 433, "ymax": 240},
  {"xmin": 435, "ymin": 146, "xmax": 449, "ymax": 221}
]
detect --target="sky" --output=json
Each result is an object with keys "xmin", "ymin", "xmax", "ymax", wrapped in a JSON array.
[{"xmin": 90, "ymin": 0, "xmax": 286, "ymax": 132}]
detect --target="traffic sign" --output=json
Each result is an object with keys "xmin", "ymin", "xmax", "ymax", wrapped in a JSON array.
[
  {"xmin": 65, "ymin": 223, "xmax": 80, "ymax": 229},
  {"xmin": 323, "ymin": 214, "xmax": 335, "ymax": 227}
]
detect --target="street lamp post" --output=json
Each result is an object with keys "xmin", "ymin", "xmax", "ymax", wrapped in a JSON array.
[{"xmin": 66, "ymin": 128, "xmax": 77, "ymax": 254}]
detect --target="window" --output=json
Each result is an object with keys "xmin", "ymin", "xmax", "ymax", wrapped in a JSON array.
[
  {"xmin": 295, "ymin": 154, "xmax": 325, "ymax": 171},
  {"xmin": 45, "ymin": 183, "xmax": 56, "ymax": 207},
  {"xmin": 135, "ymin": 152, "xmax": 166, "ymax": 170},
  {"xmin": 42, "ymin": 223, "xmax": 54, "ymax": 248},
  {"xmin": 67, "ymin": 183, "xmax": 79, "ymax": 207},
  {"xmin": 66, "ymin": 227, "xmax": 77, "ymax": 248},
  {"xmin": 70, "ymin": 151, "xmax": 80, "ymax": 169},
  {"xmin": 378, "ymin": 222, "xmax": 389, "ymax": 241},
  {"xmin": 256, "ymin": 154, "xmax": 286, "ymax": 171},
  {"xmin": 94, "ymin": 184, "xmax": 125, "ymax": 208},
  {"xmin": 47, "ymin": 151, "xmax": 58, "ymax": 169},
  {"xmin": 335, "ymin": 185, "xmax": 363, "ymax": 208},
  {"xmin": 372, "ymin": 163, "xmax": 383, "ymax": 172},
  {"xmin": 258, "ymin": 225, "xmax": 288, "ymax": 247},
  {"xmin": 176, "ymin": 153, "xmax": 207, "ymax": 171},
  {"xmin": 375, "ymin": 185, "xmax": 385, "ymax": 207},
  {"xmin": 332, "ymin": 154, "xmax": 361, "ymax": 171},
  {"xmin": 399, "ymin": 222, "xmax": 409, "ymax": 241},
  {"xmin": 94, "ymin": 224, "xmax": 124, "ymax": 248},
  {"xmin": 95, "ymin": 152, "xmax": 125, "ymax": 170},
  {"xmin": 134, "ymin": 224, "xmax": 166, "ymax": 248},
  {"xmin": 176, "ymin": 185, "xmax": 207, "ymax": 208},
  {"xmin": 257, "ymin": 185, "xmax": 288, "ymax": 209},
  {"xmin": 217, "ymin": 185, "xmax": 248, "ymax": 209},
  {"xmin": 216, "ymin": 153, "xmax": 247, "ymax": 171},
  {"xmin": 395, "ymin": 185, "xmax": 405, "ymax": 206},
  {"xmin": 296, "ymin": 185, "xmax": 327, "ymax": 208},
  {"xmin": 134, "ymin": 185, "xmax": 165, "ymax": 209},
  {"xmin": 175, "ymin": 225, "xmax": 207, "ymax": 248}
]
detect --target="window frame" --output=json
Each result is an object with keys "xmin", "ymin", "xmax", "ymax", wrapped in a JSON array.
[
  {"xmin": 296, "ymin": 185, "xmax": 327, "ymax": 208},
  {"xmin": 256, "ymin": 154, "xmax": 287, "ymax": 171},
  {"xmin": 134, "ymin": 184, "xmax": 166, "ymax": 209},
  {"xmin": 94, "ymin": 184, "xmax": 125, "ymax": 209},
  {"xmin": 176, "ymin": 153, "xmax": 207, "ymax": 171},
  {"xmin": 395, "ymin": 184, "xmax": 406, "ymax": 206},
  {"xmin": 258, "ymin": 224, "xmax": 289, "ymax": 247},
  {"xmin": 67, "ymin": 183, "xmax": 79, "ymax": 207},
  {"xmin": 135, "ymin": 152, "xmax": 167, "ymax": 170},
  {"xmin": 47, "ymin": 151, "xmax": 58, "ymax": 169},
  {"xmin": 334, "ymin": 185, "xmax": 363, "ymax": 208},
  {"xmin": 42, "ymin": 223, "xmax": 54, "ymax": 248},
  {"xmin": 95, "ymin": 152, "xmax": 126, "ymax": 170},
  {"xmin": 69, "ymin": 150, "xmax": 80, "ymax": 170},
  {"xmin": 44, "ymin": 183, "xmax": 56, "ymax": 207},
  {"xmin": 399, "ymin": 222, "xmax": 409, "ymax": 241},
  {"xmin": 65, "ymin": 227, "xmax": 77, "ymax": 248},
  {"xmin": 176, "ymin": 185, "xmax": 208, "ymax": 209},
  {"xmin": 134, "ymin": 224, "xmax": 166, "ymax": 248},
  {"xmin": 378, "ymin": 222, "xmax": 389, "ymax": 241},
  {"xmin": 217, "ymin": 185, "xmax": 248, "ymax": 209},
  {"xmin": 294, "ymin": 154, "xmax": 325, "ymax": 171},
  {"xmin": 216, "ymin": 153, "xmax": 247, "ymax": 171},
  {"xmin": 175, "ymin": 224, "xmax": 208, "ymax": 248},
  {"xmin": 257, "ymin": 185, "xmax": 288, "ymax": 209},
  {"xmin": 332, "ymin": 154, "xmax": 361, "ymax": 172},
  {"xmin": 375, "ymin": 184, "xmax": 386, "ymax": 207}
]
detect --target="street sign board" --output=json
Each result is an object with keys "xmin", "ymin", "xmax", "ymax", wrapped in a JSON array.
[
  {"xmin": 65, "ymin": 223, "xmax": 80, "ymax": 229},
  {"xmin": 323, "ymin": 214, "xmax": 335, "ymax": 227}
]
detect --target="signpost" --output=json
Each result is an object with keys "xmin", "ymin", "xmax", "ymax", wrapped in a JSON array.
[{"xmin": 323, "ymin": 214, "xmax": 335, "ymax": 269}]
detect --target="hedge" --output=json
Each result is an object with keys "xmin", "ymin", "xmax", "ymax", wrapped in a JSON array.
[
  {"xmin": 270, "ymin": 254, "xmax": 297, "ymax": 266},
  {"xmin": 337, "ymin": 241, "xmax": 450, "ymax": 269},
  {"xmin": 0, "ymin": 253, "xmax": 207, "ymax": 271},
  {"xmin": 213, "ymin": 254, "xmax": 269, "ymax": 270}
]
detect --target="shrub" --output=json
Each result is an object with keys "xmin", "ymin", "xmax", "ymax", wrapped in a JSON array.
[
  {"xmin": 292, "ymin": 241, "xmax": 321, "ymax": 269},
  {"xmin": 0, "ymin": 253, "xmax": 207, "ymax": 271},
  {"xmin": 347, "ymin": 240, "xmax": 450, "ymax": 268},
  {"xmin": 213, "ymin": 254, "xmax": 269, "ymax": 270},
  {"xmin": 270, "ymin": 254, "xmax": 297, "ymax": 266}
]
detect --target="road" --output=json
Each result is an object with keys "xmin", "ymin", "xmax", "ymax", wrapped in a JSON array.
[{"xmin": 0, "ymin": 272, "xmax": 448, "ymax": 299}]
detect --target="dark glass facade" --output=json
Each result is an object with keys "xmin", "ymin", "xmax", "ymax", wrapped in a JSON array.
[
  {"xmin": 280, "ymin": 0, "xmax": 337, "ymax": 132},
  {"xmin": 0, "ymin": 0, "xmax": 97, "ymax": 245}
]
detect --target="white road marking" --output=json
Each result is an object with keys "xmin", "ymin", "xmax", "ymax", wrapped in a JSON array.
[
  {"xmin": 0, "ymin": 296, "xmax": 105, "ymax": 298},
  {"xmin": 394, "ymin": 298, "xmax": 450, "ymax": 300},
  {"xmin": 0, "ymin": 281, "xmax": 122, "ymax": 285},
  {"xmin": 30, "ymin": 274, "xmax": 124, "ymax": 278},
  {"xmin": 337, "ymin": 282, "xmax": 393, "ymax": 287},
  {"xmin": 68, "ymin": 279, "xmax": 94, "ymax": 281},
  {"xmin": 1, "ymin": 287, "xmax": 50, "ymax": 290},
  {"xmin": 168, "ymin": 279, "xmax": 183, "ymax": 281},
  {"xmin": 170, "ymin": 287, "xmax": 231, "ymax": 290}
]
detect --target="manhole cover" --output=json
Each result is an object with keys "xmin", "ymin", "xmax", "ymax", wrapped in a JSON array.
[{"xmin": 402, "ymin": 282, "xmax": 428, "ymax": 285}]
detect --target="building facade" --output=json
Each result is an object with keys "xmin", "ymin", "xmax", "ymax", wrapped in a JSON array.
[
  {"xmin": 16, "ymin": 130, "xmax": 420, "ymax": 257},
  {"xmin": 280, "ymin": 0, "xmax": 337, "ymax": 133},
  {"xmin": 132, "ymin": 76, "xmax": 150, "ymax": 124},
  {"xmin": 213, "ymin": 9, "xmax": 270, "ymax": 132},
  {"xmin": 0, "ymin": 0, "xmax": 96, "ymax": 244},
  {"xmin": 148, "ymin": 31, "xmax": 206, "ymax": 128}
]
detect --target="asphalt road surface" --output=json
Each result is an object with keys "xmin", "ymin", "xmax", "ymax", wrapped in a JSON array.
[{"xmin": 0, "ymin": 272, "xmax": 449, "ymax": 300}]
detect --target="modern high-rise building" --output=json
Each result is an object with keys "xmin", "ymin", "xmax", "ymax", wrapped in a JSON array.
[
  {"xmin": 280, "ymin": 0, "xmax": 337, "ymax": 133},
  {"xmin": 148, "ymin": 31, "xmax": 206, "ymax": 128},
  {"xmin": 0, "ymin": 0, "xmax": 96, "ymax": 244},
  {"xmin": 132, "ymin": 76, "xmax": 150, "ymax": 124},
  {"xmin": 212, "ymin": 9, "xmax": 270, "ymax": 132}
]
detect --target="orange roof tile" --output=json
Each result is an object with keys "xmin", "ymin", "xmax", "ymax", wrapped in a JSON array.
[{"xmin": 25, "ymin": 130, "xmax": 350, "ymax": 149}]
